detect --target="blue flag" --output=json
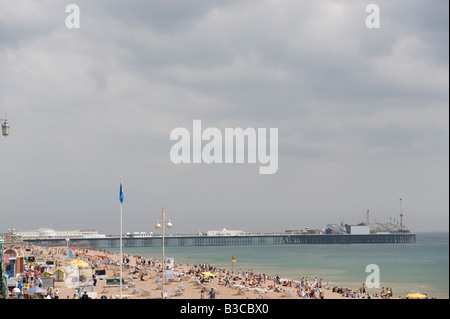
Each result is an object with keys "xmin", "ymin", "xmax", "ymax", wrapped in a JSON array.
[{"xmin": 119, "ymin": 181, "xmax": 123, "ymax": 203}]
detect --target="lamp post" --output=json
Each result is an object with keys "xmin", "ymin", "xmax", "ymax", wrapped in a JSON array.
[
  {"xmin": 1, "ymin": 113, "xmax": 10, "ymax": 137},
  {"xmin": 155, "ymin": 207, "xmax": 172, "ymax": 299},
  {"xmin": 399, "ymin": 198, "xmax": 403, "ymax": 231},
  {"xmin": 65, "ymin": 237, "xmax": 70, "ymax": 260}
]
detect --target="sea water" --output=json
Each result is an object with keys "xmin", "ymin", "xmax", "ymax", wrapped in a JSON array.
[{"xmin": 101, "ymin": 232, "xmax": 448, "ymax": 298}]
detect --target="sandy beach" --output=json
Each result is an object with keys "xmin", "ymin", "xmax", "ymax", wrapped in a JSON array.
[{"xmin": 14, "ymin": 244, "xmax": 389, "ymax": 300}]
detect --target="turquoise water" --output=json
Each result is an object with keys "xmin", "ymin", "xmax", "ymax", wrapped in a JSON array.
[{"xmin": 101, "ymin": 232, "xmax": 448, "ymax": 298}]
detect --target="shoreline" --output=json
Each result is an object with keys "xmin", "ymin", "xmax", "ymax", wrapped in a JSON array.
[
  {"xmin": 102, "ymin": 245, "xmax": 436, "ymax": 299},
  {"xmin": 8, "ymin": 244, "xmax": 423, "ymax": 299}
]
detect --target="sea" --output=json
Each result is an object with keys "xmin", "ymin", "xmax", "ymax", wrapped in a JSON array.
[{"xmin": 100, "ymin": 232, "xmax": 448, "ymax": 299}]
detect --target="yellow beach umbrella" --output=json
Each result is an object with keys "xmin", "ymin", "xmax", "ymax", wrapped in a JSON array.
[
  {"xmin": 405, "ymin": 293, "xmax": 427, "ymax": 299},
  {"xmin": 68, "ymin": 259, "xmax": 89, "ymax": 268},
  {"xmin": 202, "ymin": 271, "xmax": 214, "ymax": 277}
]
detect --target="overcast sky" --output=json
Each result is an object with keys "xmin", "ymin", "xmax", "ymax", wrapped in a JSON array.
[{"xmin": 0, "ymin": 0, "xmax": 448, "ymax": 235}]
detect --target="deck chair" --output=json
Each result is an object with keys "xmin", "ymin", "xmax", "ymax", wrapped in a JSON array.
[
  {"xmin": 177, "ymin": 284, "xmax": 186, "ymax": 291},
  {"xmin": 192, "ymin": 278, "xmax": 202, "ymax": 287},
  {"xmin": 174, "ymin": 288, "xmax": 185, "ymax": 296},
  {"xmin": 140, "ymin": 290, "xmax": 152, "ymax": 297},
  {"xmin": 236, "ymin": 286, "xmax": 245, "ymax": 295},
  {"xmin": 113, "ymin": 294, "xmax": 132, "ymax": 299},
  {"xmin": 201, "ymin": 283, "xmax": 211, "ymax": 292},
  {"xmin": 281, "ymin": 289, "xmax": 292, "ymax": 297},
  {"xmin": 132, "ymin": 288, "xmax": 141, "ymax": 294},
  {"xmin": 258, "ymin": 291, "xmax": 270, "ymax": 299}
]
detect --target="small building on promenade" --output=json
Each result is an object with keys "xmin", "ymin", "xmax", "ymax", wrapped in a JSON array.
[
  {"xmin": 0, "ymin": 237, "xmax": 9, "ymax": 299},
  {"xmin": 1, "ymin": 232, "xmax": 25, "ymax": 279}
]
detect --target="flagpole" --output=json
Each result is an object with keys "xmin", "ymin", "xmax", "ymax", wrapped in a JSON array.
[
  {"xmin": 162, "ymin": 207, "xmax": 165, "ymax": 299},
  {"xmin": 119, "ymin": 177, "xmax": 123, "ymax": 299}
]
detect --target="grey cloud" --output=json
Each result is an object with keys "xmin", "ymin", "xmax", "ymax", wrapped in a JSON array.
[{"xmin": 0, "ymin": 0, "xmax": 447, "ymax": 234}]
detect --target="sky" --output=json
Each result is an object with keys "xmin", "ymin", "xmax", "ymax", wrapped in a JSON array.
[{"xmin": 0, "ymin": 0, "xmax": 448, "ymax": 235}]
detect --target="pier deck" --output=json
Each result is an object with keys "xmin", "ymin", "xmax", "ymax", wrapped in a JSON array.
[{"xmin": 26, "ymin": 233, "xmax": 416, "ymax": 248}]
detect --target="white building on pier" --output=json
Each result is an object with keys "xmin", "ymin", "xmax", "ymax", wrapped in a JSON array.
[
  {"xmin": 206, "ymin": 228, "xmax": 246, "ymax": 236},
  {"xmin": 13, "ymin": 227, "xmax": 106, "ymax": 240}
]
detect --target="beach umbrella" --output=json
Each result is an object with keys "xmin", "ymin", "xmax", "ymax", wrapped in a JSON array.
[
  {"xmin": 26, "ymin": 286, "xmax": 47, "ymax": 294},
  {"xmin": 405, "ymin": 293, "xmax": 427, "ymax": 299},
  {"xmin": 68, "ymin": 259, "xmax": 89, "ymax": 268},
  {"xmin": 12, "ymin": 288, "xmax": 21, "ymax": 296},
  {"xmin": 202, "ymin": 272, "xmax": 214, "ymax": 277},
  {"xmin": 7, "ymin": 278, "xmax": 19, "ymax": 287}
]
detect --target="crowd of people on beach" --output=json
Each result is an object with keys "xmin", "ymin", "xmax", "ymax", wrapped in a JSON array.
[
  {"xmin": 331, "ymin": 285, "xmax": 394, "ymax": 299},
  {"xmin": 7, "ymin": 245, "xmax": 401, "ymax": 299}
]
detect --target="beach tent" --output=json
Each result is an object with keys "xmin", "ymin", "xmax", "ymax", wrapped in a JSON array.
[
  {"xmin": 54, "ymin": 269, "xmax": 65, "ymax": 282},
  {"xmin": 26, "ymin": 286, "xmax": 47, "ymax": 294},
  {"xmin": 405, "ymin": 293, "xmax": 427, "ymax": 299}
]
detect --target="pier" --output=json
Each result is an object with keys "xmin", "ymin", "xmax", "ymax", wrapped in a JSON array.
[{"xmin": 25, "ymin": 233, "xmax": 416, "ymax": 248}]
